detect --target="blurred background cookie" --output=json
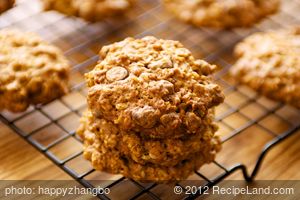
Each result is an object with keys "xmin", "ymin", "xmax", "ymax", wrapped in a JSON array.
[
  {"xmin": 0, "ymin": 0, "xmax": 14, "ymax": 14},
  {"xmin": 163, "ymin": 0, "xmax": 280, "ymax": 28},
  {"xmin": 42, "ymin": 0, "xmax": 136, "ymax": 22},
  {"xmin": 0, "ymin": 29, "xmax": 70, "ymax": 112},
  {"xmin": 231, "ymin": 27, "xmax": 300, "ymax": 108}
]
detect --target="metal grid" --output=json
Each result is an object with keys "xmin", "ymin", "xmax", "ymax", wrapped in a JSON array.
[{"xmin": 1, "ymin": 0, "xmax": 300, "ymax": 199}]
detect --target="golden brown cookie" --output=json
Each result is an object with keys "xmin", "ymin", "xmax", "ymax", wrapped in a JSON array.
[
  {"xmin": 0, "ymin": 0, "xmax": 14, "ymax": 14},
  {"xmin": 231, "ymin": 27, "xmax": 300, "ymax": 109},
  {"xmin": 77, "ymin": 114, "xmax": 221, "ymax": 183},
  {"xmin": 163, "ymin": 0, "xmax": 280, "ymax": 28},
  {"xmin": 78, "ymin": 110, "xmax": 221, "ymax": 167},
  {"xmin": 43, "ymin": 0, "xmax": 135, "ymax": 22},
  {"xmin": 0, "ymin": 29, "xmax": 70, "ymax": 112},
  {"xmin": 86, "ymin": 36, "xmax": 224, "ymax": 139}
]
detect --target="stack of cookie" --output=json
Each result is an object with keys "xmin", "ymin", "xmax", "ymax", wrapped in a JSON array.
[{"xmin": 77, "ymin": 36, "xmax": 224, "ymax": 183}]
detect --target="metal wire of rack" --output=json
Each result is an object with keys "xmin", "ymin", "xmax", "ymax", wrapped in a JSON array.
[{"xmin": 1, "ymin": 0, "xmax": 300, "ymax": 199}]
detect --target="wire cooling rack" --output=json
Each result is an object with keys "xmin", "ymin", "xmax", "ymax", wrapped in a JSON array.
[{"xmin": 1, "ymin": 0, "xmax": 300, "ymax": 199}]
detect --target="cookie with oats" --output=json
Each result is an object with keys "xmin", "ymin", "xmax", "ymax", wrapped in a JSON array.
[
  {"xmin": 78, "ymin": 110, "xmax": 221, "ymax": 167},
  {"xmin": 231, "ymin": 27, "xmax": 300, "ymax": 108},
  {"xmin": 85, "ymin": 36, "xmax": 224, "ymax": 139},
  {"xmin": 77, "ymin": 112, "xmax": 221, "ymax": 183},
  {"xmin": 0, "ymin": 29, "xmax": 70, "ymax": 112},
  {"xmin": 43, "ymin": 0, "xmax": 135, "ymax": 22},
  {"xmin": 0, "ymin": 0, "xmax": 14, "ymax": 14},
  {"xmin": 163, "ymin": 0, "xmax": 280, "ymax": 28}
]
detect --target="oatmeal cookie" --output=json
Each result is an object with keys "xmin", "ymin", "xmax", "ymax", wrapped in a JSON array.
[
  {"xmin": 86, "ymin": 36, "xmax": 224, "ymax": 138},
  {"xmin": 77, "ymin": 117, "xmax": 220, "ymax": 183},
  {"xmin": 231, "ymin": 27, "xmax": 300, "ymax": 108},
  {"xmin": 78, "ymin": 111, "xmax": 221, "ymax": 167},
  {"xmin": 0, "ymin": 29, "xmax": 70, "ymax": 112},
  {"xmin": 43, "ymin": 0, "xmax": 135, "ymax": 22},
  {"xmin": 0, "ymin": 0, "xmax": 14, "ymax": 14},
  {"xmin": 163, "ymin": 0, "xmax": 280, "ymax": 28}
]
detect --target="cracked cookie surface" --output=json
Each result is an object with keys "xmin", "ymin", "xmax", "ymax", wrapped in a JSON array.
[
  {"xmin": 163, "ymin": 0, "xmax": 280, "ymax": 28},
  {"xmin": 231, "ymin": 27, "xmax": 300, "ymax": 108},
  {"xmin": 86, "ymin": 36, "xmax": 224, "ymax": 139},
  {"xmin": 43, "ymin": 0, "xmax": 135, "ymax": 22},
  {"xmin": 0, "ymin": 29, "xmax": 70, "ymax": 112}
]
